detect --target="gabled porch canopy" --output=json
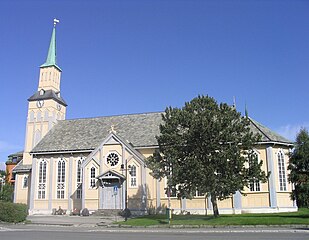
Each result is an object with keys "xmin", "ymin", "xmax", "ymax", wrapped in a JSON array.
[{"xmin": 96, "ymin": 170, "xmax": 126, "ymax": 187}]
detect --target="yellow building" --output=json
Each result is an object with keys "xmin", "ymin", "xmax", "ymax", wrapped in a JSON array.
[{"xmin": 13, "ymin": 23, "xmax": 296, "ymax": 215}]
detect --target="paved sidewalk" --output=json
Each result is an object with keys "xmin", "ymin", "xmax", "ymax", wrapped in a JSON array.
[{"xmin": 27, "ymin": 215, "xmax": 124, "ymax": 227}]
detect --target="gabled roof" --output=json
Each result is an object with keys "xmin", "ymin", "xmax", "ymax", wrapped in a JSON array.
[
  {"xmin": 12, "ymin": 160, "xmax": 32, "ymax": 173},
  {"xmin": 248, "ymin": 117, "xmax": 292, "ymax": 144},
  {"xmin": 28, "ymin": 89, "xmax": 67, "ymax": 106},
  {"xmin": 31, "ymin": 111, "xmax": 292, "ymax": 154},
  {"xmin": 32, "ymin": 112, "xmax": 162, "ymax": 153},
  {"xmin": 97, "ymin": 170, "xmax": 126, "ymax": 180}
]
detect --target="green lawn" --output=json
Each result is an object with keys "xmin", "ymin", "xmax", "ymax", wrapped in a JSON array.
[{"xmin": 118, "ymin": 208, "xmax": 309, "ymax": 226}]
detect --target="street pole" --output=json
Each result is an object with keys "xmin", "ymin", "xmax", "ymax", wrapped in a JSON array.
[{"xmin": 125, "ymin": 159, "xmax": 128, "ymax": 221}]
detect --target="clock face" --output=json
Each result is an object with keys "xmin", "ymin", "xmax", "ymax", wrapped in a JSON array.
[
  {"xmin": 57, "ymin": 104, "xmax": 62, "ymax": 111},
  {"xmin": 36, "ymin": 100, "xmax": 44, "ymax": 108}
]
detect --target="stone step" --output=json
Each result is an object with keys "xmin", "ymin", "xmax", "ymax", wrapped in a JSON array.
[{"xmin": 92, "ymin": 209, "xmax": 122, "ymax": 216}]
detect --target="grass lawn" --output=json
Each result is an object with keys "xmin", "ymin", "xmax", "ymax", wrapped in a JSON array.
[{"xmin": 118, "ymin": 208, "xmax": 309, "ymax": 226}]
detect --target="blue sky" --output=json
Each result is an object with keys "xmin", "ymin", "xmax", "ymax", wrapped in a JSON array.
[{"xmin": 0, "ymin": 0, "xmax": 308, "ymax": 170}]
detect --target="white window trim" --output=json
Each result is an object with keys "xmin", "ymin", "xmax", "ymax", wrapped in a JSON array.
[
  {"xmin": 89, "ymin": 166, "xmax": 97, "ymax": 189},
  {"xmin": 37, "ymin": 159, "xmax": 47, "ymax": 200},
  {"xmin": 129, "ymin": 164, "xmax": 138, "ymax": 188},
  {"xmin": 76, "ymin": 157, "xmax": 84, "ymax": 199},
  {"xmin": 22, "ymin": 175, "xmax": 28, "ymax": 189},
  {"xmin": 277, "ymin": 149, "xmax": 288, "ymax": 192},
  {"xmin": 249, "ymin": 150, "xmax": 261, "ymax": 192},
  {"xmin": 56, "ymin": 158, "xmax": 66, "ymax": 199}
]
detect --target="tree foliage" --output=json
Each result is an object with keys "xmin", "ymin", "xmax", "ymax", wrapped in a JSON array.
[
  {"xmin": 147, "ymin": 95, "xmax": 267, "ymax": 216},
  {"xmin": 0, "ymin": 184, "xmax": 14, "ymax": 202},
  {"xmin": 0, "ymin": 170, "xmax": 5, "ymax": 177},
  {"xmin": 0, "ymin": 202, "xmax": 28, "ymax": 222},
  {"xmin": 288, "ymin": 128, "xmax": 309, "ymax": 207}
]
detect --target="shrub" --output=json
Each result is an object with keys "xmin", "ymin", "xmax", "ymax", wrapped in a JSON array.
[
  {"xmin": 0, "ymin": 201, "xmax": 28, "ymax": 223},
  {"xmin": 119, "ymin": 208, "xmax": 131, "ymax": 218},
  {"xmin": 0, "ymin": 184, "xmax": 14, "ymax": 202}
]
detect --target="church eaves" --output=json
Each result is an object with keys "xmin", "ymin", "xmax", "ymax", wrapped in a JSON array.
[{"xmin": 30, "ymin": 112, "xmax": 292, "ymax": 154}]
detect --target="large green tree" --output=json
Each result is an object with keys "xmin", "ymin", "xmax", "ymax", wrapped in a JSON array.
[
  {"xmin": 288, "ymin": 128, "xmax": 309, "ymax": 207},
  {"xmin": 147, "ymin": 95, "xmax": 267, "ymax": 217}
]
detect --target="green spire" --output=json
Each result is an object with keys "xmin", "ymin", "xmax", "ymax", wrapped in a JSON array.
[
  {"xmin": 245, "ymin": 103, "xmax": 249, "ymax": 118},
  {"xmin": 40, "ymin": 23, "xmax": 61, "ymax": 71}
]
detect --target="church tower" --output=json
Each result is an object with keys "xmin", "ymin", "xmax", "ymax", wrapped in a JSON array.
[{"xmin": 23, "ymin": 20, "xmax": 67, "ymax": 165}]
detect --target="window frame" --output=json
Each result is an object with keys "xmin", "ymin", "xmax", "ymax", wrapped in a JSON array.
[
  {"xmin": 22, "ymin": 175, "xmax": 28, "ymax": 189},
  {"xmin": 249, "ymin": 151, "xmax": 261, "ymax": 192},
  {"xmin": 277, "ymin": 149, "xmax": 287, "ymax": 191},
  {"xmin": 89, "ymin": 166, "xmax": 96, "ymax": 189},
  {"xmin": 105, "ymin": 152, "xmax": 121, "ymax": 168},
  {"xmin": 56, "ymin": 158, "xmax": 66, "ymax": 199},
  {"xmin": 129, "ymin": 165, "xmax": 137, "ymax": 188},
  {"xmin": 76, "ymin": 158, "xmax": 83, "ymax": 199},
  {"xmin": 37, "ymin": 159, "xmax": 47, "ymax": 199}
]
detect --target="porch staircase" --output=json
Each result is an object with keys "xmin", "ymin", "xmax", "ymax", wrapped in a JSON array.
[{"xmin": 92, "ymin": 209, "xmax": 122, "ymax": 216}]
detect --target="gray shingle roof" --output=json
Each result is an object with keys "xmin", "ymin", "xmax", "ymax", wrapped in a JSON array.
[
  {"xmin": 12, "ymin": 161, "xmax": 32, "ymax": 173},
  {"xmin": 28, "ymin": 89, "xmax": 67, "ymax": 106},
  {"xmin": 249, "ymin": 117, "xmax": 292, "ymax": 144},
  {"xmin": 31, "ymin": 112, "xmax": 292, "ymax": 153},
  {"xmin": 32, "ymin": 112, "xmax": 163, "ymax": 153}
]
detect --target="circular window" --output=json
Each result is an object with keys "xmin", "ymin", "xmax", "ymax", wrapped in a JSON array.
[{"xmin": 106, "ymin": 153, "xmax": 120, "ymax": 167}]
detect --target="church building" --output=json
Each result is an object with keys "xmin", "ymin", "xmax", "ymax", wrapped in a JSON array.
[{"xmin": 13, "ymin": 22, "xmax": 297, "ymax": 215}]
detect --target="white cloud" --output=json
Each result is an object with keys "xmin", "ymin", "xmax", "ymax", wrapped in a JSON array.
[{"xmin": 277, "ymin": 123, "xmax": 309, "ymax": 142}]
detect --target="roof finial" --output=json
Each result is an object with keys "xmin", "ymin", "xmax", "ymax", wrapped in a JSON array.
[
  {"xmin": 245, "ymin": 103, "xmax": 249, "ymax": 118},
  {"xmin": 233, "ymin": 96, "xmax": 236, "ymax": 109},
  {"xmin": 53, "ymin": 18, "xmax": 60, "ymax": 27},
  {"xmin": 110, "ymin": 125, "xmax": 117, "ymax": 134}
]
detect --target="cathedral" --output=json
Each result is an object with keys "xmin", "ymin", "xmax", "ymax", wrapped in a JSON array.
[{"xmin": 13, "ymin": 23, "xmax": 297, "ymax": 215}]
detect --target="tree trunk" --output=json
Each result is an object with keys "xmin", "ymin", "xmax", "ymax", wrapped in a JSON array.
[{"xmin": 210, "ymin": 193, "xmax": 219, "ymax": 217}]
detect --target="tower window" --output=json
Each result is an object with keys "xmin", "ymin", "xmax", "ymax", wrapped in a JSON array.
[{"xmin": 39, "ymin": 89, "xmax": 45, "ymax": 95}]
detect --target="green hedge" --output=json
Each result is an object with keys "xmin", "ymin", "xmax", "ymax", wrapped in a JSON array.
[{"xmin": 0, "ymin": 201, "xmax": 28, "ymax": 223}]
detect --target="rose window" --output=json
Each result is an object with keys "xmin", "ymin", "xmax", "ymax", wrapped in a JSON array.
[{"xmin": 106, "ymin": 153, "xmax": 120, "ymax": 167}]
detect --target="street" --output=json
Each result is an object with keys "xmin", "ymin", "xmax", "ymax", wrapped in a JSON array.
[{"xmin": 0, "ymin": 225, "xmax": 308, "ymax": 240}]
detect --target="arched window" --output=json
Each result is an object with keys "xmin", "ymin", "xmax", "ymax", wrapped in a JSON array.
[
  {"xmin": 44, "ymin": 110, "xmax": 49, "ymax": 121},
  {"xmin": 29, "ymin": 111, "xmax": 34, "ymax": 122},
  {"xmin": 22, "ymin": 175, "xmax": 28, "ymax": 189},
  {"xmin": 38, "ymin": 160, "xmax": 47, "ymax": 199},
  {"xmin": 34, "ymin": 129, "xmax": 41, "ymax": 147},
  {"xmin": 278, "ymin": 150, "xmax": 287, "ymax": 191},
  {"xmin": 130, "ymin": 165, "xmax": 137, "ymax": 187},
  {"xmin": 76, "ymin": 159, "xmax": 83, "ymax": 199},
  {"xmin": 37, "ymin": 111, "xmax": 42, "ymax": 121},
  {"xmin": 249, "ymin": 151, "xmax": 261, "ymax": 192},
  {"xmin": 57, "ymin": 159, "xmax": 66, "ymax": 199},
  {"xmin": 90, "ymin": 167, "xmax": 96, "ymax": 188}
]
